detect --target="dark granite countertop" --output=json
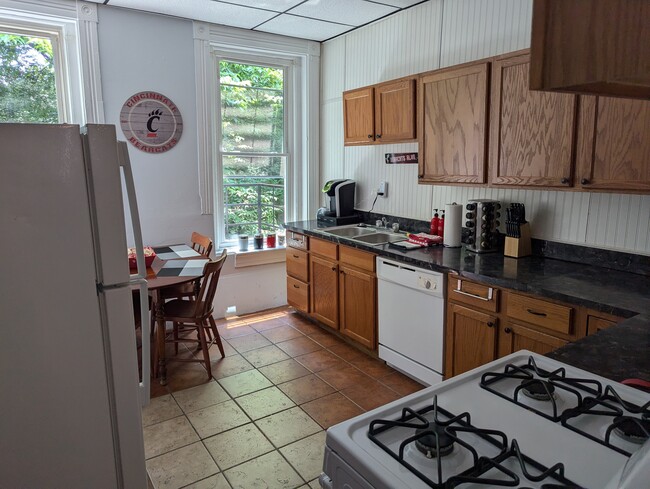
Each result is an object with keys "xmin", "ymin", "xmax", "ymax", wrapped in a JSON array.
[{"xmin": 285, "ymin": 220, "xmax": 650, "ymax": 382}]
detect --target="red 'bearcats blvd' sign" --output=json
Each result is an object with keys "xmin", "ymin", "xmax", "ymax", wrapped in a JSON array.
[{"xmin": 120, "ymin": 91, "xmax": 183, "ymax": 154}]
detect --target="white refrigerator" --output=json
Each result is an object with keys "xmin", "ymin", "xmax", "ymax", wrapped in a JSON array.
[{"xmin": 0, "ymin": 124, "xmax": 150, "ymax": 488}]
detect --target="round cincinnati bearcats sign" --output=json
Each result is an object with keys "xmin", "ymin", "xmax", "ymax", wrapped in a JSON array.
[{"xmin": 120, "ymin": 91, "xmax": 183, "ymax": 153}]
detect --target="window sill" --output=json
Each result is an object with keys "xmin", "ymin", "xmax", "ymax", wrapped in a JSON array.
[{"xmin": 225, "ymin": 245, "xmax": 287, "ymax": 268}]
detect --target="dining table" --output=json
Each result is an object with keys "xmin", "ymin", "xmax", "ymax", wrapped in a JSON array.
[{"xmin": 135, "ymin": 244, "xmax": 208, "ymax": 385}]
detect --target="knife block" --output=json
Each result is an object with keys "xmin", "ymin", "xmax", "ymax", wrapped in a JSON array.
[{"xmin": 504, "ymin": 222, "xmax": 531, "ymax": 258}]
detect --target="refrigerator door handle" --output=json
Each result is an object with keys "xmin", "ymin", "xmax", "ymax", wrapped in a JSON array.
[{"xmin": 117, "ymin": 141, "xmax": 150, "ymax": 406}]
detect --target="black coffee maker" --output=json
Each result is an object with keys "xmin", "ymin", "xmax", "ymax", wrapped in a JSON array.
[{"xmin": 317, "ymin": 179, "xmax": 360, "ymax": 225}]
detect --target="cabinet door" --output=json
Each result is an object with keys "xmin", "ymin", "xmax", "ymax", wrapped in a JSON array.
[
  {"xmin": 309, "ymin": 255, "xmax": 339, "ymax": 330},
  {"xmin": 375, "ymin": 79, "xmax": 416, "ymax": 143},
  {"xmin": 339, "ymin": 265, "xmax": 376, "ymax": 350},
  {"xmin": 577, "ymin": 95, "xmax": 650, "ymax": 191},
  {"xmin": 498, "ymin": 321, "xmax": 567, "ymax": 357},
  {"xmin": 586, "ymin": 315, "xmax": 617, "ymax": 336},
  {"xmin": 343, "ymin": 87, "xmax": 375, "ymax": 145},
  {"xmin": 445, "ymin": 303, "xmax": 497, "ymax": 378},
  {"xmin": 490, "ymin": 52, "xmax": 577, "ymax": 187},
  {"xmin": 419, "ymin": 63, "xmax": 489, "ymax": 184}
]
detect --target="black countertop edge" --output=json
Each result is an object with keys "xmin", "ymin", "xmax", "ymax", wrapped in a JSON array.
[{"xmin": 547, "ymin": 314, "xmax": 650, "ymax": 383}]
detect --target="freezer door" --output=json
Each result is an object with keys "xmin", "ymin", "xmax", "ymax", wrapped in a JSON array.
[
  {"xmin": 81, "ymin": 124, "xmax": 131, "ymax": 287},
  {"xmin": 101, "ymin": 286, "xmax": 148, "ymax": 489}
]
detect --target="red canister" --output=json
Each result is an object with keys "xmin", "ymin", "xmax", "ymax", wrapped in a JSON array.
[{"xmin": 266, "ymin": 233, "xmax": 276, "ymax": 248}]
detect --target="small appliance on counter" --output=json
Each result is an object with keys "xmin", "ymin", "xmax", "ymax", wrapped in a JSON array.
[
  {"xmin": 465, "ymin": 198, "xmax": 501, "ymax": 253},
  {"xmin": 317, "ymin": 179, "xmax": 360, "ymax": 225}
]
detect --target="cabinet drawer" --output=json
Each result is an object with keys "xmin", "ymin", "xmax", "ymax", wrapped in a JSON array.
[
  {"xmin": 587, "ymin": 315, "xmax": 617, "ymax": 336},
  {"xmin": 506, "ymin": 293, "xmax": 573, "ymax": 335},
  {"xmin": 310, "ymin": 238, "xmax": 338, "ymax": 260},
  {"xmin": 339, "ymin": 246, "xmax": 375, "ymax": 273},
  {"xmin": 287, "ymin": 231, "xmax": 309, "ymax": 251},
  {"xmin": 287, "ymin": 276, "xmax": 309, "ymax": 313},
  {"xmin": 286, "ymin": 248, "xmax": 308, "ymax": 282},
  {"xmin": 447, "ymin": 276, "xmax": 499, "ymax": 312}
]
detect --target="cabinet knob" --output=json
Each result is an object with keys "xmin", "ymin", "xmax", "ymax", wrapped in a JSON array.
[
  {"xmin": 581, "ymin": 178, "xmax": 590, "ymax": 185},
  {"xmin": 367, "ymin": 134, "xmax": 373, "ymax": 139},
  {"xmin": 487, "ymin": 321, "xmax": 495, "ymax": 328},
  {"xmin": 331, "ymin": 266, "xmax": 337, "ymax": 272},
  {"xmin": 376, "ymin": 134, "xmax": 382, "ymax": 139},
  {"xmin": 504, "ymin": 327, "xmax": 512, "ymax": 334},
  {"xmin": 561, "ymin": 177, "xmax": 569, "ymax": 185}
]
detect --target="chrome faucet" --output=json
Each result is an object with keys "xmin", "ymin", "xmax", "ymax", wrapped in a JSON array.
[{"xmin": 381, "ymin": 217, "xmax": 388, "ymax": 228}]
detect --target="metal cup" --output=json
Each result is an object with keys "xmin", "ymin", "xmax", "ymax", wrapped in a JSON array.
[{"xmin": 238, "ymin": 235, "xmax": 249, "ymax": 251}]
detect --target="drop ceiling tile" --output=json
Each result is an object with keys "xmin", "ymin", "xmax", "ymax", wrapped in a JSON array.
[
  {"xmin": 255, "ymin": 14, "xmax": 352, "ymax": 41},
  {"xmin": 221, "ymin": 0, "xmax": 305, "ymax": 13},
  {"xmin": 107, "ymin": 0, "xmax": 277, "ymax": 29},
  {"xmin": 290, "ymin": 0, "xmax": 397, "ymax": 26},
  {"xmin": 374, "ymin": 0, "xmax": 424, "ymax": 7}
]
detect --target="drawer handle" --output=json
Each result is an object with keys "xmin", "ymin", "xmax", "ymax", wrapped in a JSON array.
[
  {"xmin": 293, "ymin": 284, "xmax": 299, "ymax": 289},
  {"xmin": 455, "ymin": 280, "xmax": 493, "ymax": 301},
  {"xmin": 526, "ymin": 308, "xmax": 547, "ymax": 317}
]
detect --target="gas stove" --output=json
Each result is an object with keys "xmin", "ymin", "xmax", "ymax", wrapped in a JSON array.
[{"xmin": 320, "ymin": 352, "xmax": 650, "ymax": 489}]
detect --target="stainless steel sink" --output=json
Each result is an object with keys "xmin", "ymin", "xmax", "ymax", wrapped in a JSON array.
[
  {"xmin": 324, "ymin": 226, "xmax": 376, "ymax": 238},
  {"xmin": 352, "ymin": 232, "xmax": 406, "ymax": 245}
]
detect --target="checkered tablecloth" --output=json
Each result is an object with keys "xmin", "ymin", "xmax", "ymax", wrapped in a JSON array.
[
  {"xmin": 156, "ymin": 259, "xmax": 209, "ymax": 277},
  {"xmin": 152, "ymin": 244, "xmax": 202, "ymax": 260}
]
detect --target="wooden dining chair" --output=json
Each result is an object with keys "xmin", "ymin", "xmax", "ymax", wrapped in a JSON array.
[
  {"xmin": 156, "ymin": 250, "xmax": 227, "ymax": 379},
  {"xmin": 191, "ymin": 231, "xmax": 213, "ymax": 258}
]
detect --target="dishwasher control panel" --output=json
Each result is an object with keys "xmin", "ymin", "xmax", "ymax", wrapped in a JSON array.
[
  {"xmin": 418, "ymin": 276, "xmax": 437, "ymax": 290},
  {"xmin": 376, "ymin": 258, "xmax": 444, "ymax": 297}
]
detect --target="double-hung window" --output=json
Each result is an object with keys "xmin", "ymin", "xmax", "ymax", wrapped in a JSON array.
[{"xmin": 216, "ymin": 58, "xmax": 289, "ymax": 243}]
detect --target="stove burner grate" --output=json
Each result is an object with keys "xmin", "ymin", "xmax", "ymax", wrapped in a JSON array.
[
  {"xmin": 480, "ymin": 356, "xmax": 602, "ymax": 422},
  {"xmin": 367, "ymin": 396, "xmax": 581, "ymax": 488},
  {"xmin": 561, "ymin": 385, "xmax": 650, "ymax": 456}
]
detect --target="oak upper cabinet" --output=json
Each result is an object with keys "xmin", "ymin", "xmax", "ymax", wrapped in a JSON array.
[
  {"xmin": 343, "ymin": 87, "xmax": 374, "ymax": 145},
  {"xmin": 338, "ymin": 246, "xmax": 377, "ymax": 349},
  {"xmin": 419, "ymin": 62, "xmax": 490, "ymax": 184},
  {"xmin": 445, "ymin": 303, "xmax": 498, "ymax": 378},
  {"xmin": 490, "ymin": 51, "xmax": 577, "ymax": 188},
  {"xmin": 530, "ymin": 0, "xmax": 650, "ymax": 99},
  {"xmin": 375, "ymin": 79, "xmax": 417, "ymax": 143},
  {"xmin": 343, "ymin": 78, "xmax": 416, "ymax": 146},
  {"xmin": 576, "ymin": 95, "xmax": 650, "ymax": 191}
]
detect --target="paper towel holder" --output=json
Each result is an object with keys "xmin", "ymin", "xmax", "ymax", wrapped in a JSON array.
[{"xmin": 443, "ymin": 202, "xmax": 462, "ymax": 248}]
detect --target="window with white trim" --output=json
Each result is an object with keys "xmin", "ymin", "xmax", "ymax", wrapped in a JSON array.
[
  {"xmin": 217, "ymin": 59, "xmax": 288, "ymax": 240},
  {"xmin": 0, "ymin": 24, "xmax": 66, "ymax": 123}
]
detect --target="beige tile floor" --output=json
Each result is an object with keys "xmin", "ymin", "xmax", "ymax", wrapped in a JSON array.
[{"xmin": 143, "ymin": 307, "xmax": 424, "ymax": 489}]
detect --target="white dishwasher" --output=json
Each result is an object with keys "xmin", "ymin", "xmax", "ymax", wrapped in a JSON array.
[{"xmin": 377, "ymin": 257, "xmax": 445, "ymax": 386}]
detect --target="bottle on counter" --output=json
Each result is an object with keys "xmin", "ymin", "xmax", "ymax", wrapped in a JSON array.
[
  {"xmin": 438, "ymin": 210, "xmax": 445, "ymax": 238},
  {"xmin": 430, "ymin": 209, "xmax": 440, "ymax": 236}
]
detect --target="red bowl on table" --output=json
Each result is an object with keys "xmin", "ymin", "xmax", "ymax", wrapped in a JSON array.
[{"xmin": 128, "ymin": 247, "xmax": 156, "ymax": 269}]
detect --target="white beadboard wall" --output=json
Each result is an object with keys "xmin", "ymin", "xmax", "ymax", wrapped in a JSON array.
[{"xmin": 320, "ymin": 0, "xmax": 650, "ymax": 255}]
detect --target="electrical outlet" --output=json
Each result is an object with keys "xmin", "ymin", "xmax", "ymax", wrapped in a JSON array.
[{"xmin": 377, "ymin": 181, "xmax": 388, "ymax": 197}]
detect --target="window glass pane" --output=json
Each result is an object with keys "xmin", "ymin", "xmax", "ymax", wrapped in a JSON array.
[
  {"xmin": 220, "ymin": 61, "xmax": 284, "ymax": 153},
  {"xmin": 0, "ymin": 32, "xmax": 59, "ymax": 123},
  {"xmin": 223, "ymin": 155, "xmax": 285, "ymax": 240}
]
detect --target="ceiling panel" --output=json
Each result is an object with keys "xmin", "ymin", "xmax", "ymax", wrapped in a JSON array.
[
  {"xmin": 255, "ymin": 14, "xmax": 352, "ymax": 41},
  {"xmin": 108, "ymin": 0, "xmax": 277, "ymax": 29},
  {"xmin": 219, "ymin": 0, "xmax": 305, "ymax": 13},
  {"xmin": 289, "ymin": 0, "xmax": 397, "ymax": 26}
]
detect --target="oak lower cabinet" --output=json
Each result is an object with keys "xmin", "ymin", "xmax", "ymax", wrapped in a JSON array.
[
  {"xmin": 309, "ymin": 254, "xmax": 339, "ymax": 330},
  {"xmin": 445, "ymin": 303, "xmax": 498, "ymax": 377},
  {"xmin": 286, "ymin": 232, "xmax": 309, "ymax": 314},
  {"xmin": 339, "ymin": 264, "xmax": 376, "ymax": 349},
  {"xmin": 490, "ymin": 51, "xmax": 577, "ymax": 188},
  {"xmin": 419, "ymin": 61, "xmax": 490, "ymax": 184},
  {"xmin": 305, "ymin": 237, "xmax": 378, "ymax": 350},
  {"xmin": 497, "ymin": 321, "xmax": 567, "ymax": 357}
]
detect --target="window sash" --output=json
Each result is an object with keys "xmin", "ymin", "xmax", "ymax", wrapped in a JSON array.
[{"xmin": 216, "ymin": 58, "xmax": 290, "ymax": 245}]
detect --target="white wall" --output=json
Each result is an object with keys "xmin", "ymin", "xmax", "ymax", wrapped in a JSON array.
[
  {"xmin": 97, "ymin": 6, "xmax": 286, "ymax": 316},
  {"xmin": 320, "ymin": 0, "xmax": 650, "ymax": 255}
]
